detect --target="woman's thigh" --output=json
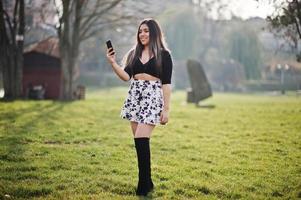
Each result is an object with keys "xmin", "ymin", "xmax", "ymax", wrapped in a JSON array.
[
  {"xmin": 134, "ymin": 123, "xmax": 155, "ymax": 138},
  {"xmin": 130, "ymin": 121, "xmax": 138, "ymax": 136}
]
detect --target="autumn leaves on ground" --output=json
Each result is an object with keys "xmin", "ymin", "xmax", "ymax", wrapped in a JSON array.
[{"xmin": 0, "ymin": 89, "xmax": 300, "ymax": 199}]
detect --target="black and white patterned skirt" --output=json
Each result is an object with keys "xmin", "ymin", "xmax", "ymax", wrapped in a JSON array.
[{"xmin": 120, "ymin": 79, "xmax": 164, "ymax": 125}]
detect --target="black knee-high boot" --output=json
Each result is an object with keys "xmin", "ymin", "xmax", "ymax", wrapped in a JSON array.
[{"xmin": 134, "ymin": 137, "xmax": 154, "ymax": 196}]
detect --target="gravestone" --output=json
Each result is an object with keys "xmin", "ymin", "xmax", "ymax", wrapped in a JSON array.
[{"xmin": 186, "ymin": 59, "xmax": 212, "ymax": 105}]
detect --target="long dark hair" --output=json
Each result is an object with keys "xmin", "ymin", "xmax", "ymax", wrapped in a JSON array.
[{"xmin": 123, "ymin": 18, "xmax": 169, "ymax": 70}]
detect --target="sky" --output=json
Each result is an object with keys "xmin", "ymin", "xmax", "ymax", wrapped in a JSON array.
[
  {"xmin": 194, "ymin": 0, "xmax": 280, "ymax": 20},
  {"xmin": 228, "ymin": 0, "xmax": 276, "ymax": 19}
]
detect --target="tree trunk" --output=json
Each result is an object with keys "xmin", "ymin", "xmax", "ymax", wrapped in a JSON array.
[
  {"xmin": 15, "ymin": 0, "xmax": 25, "ymax": 98},
  {"xmin": 2, "ymin": 48, "xmax": 14, "ymax": 99},
  {"xmin": 57, "ymin": 0, "xmax": 133, "ymax": 100},
  {"xmin": 59, "ymin": 0, "xmax": 81, "ymax": 100},
  {"xmin": 0, "ymin": 0, "xmax": 24, "ymax": 100}
]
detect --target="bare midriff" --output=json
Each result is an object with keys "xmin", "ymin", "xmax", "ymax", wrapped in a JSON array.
[{"xmin": 134, "ymin": 73, "xmax": 160, "ymax": 81}]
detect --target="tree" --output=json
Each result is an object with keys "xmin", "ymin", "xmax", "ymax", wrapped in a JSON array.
[
  {"xmin": 191, "ymin": 0, "xmax": 230, "ymax": 61},
  {"xmin": 259, "ymin": 0, "xmax": 301, "ymax": 61},
  {"xmin": 55, "ymin": 0, "xmax": 161, "ymax": 100},
  {"xmin": 162, "ymin": 6, "xmax": 201, "ymax": 60},
  {"xmin": 0, "ymin": 0, "xmax": 25, "ymax": 99},
  {"xmin": 55, "ymin": 0, "xmax": 121, "ymax": 100},
  {"xmin": 228, "ymin": 27, "xmax": 262, "ymax": 80},
  {"xmin": 161, "ymin": 0, "xmax": 229, "ymax": 61}
]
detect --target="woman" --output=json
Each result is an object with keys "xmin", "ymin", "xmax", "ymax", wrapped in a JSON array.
[{"xmin": 106, "ymin": 18, "xmax": 173, "ymax": 196}]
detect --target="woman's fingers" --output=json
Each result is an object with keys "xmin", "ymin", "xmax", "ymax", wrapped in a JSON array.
[
  {"xmin": 109, "ymin": 48, "xmax": 115, "ymax": 55},
  {"xmin": 160, "ymin": 112, "xmax": 164, "ymax": 124},
  {"xmin": 160, "ymin": 112, "xmax": 168, "ymax": 125},
  {"xmin": 162, "ymin": 116, "xmax": 168, "ymax": 123},
  {"xmin": 106, "ymin": 48, "xmax": 116, "ymax": 64},
  {"xmin": 106, "ymin": 48, "xmax": 115, "ymax": 56}
]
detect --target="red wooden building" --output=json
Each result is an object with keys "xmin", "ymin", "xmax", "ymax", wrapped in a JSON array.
[{"xmin": 23, "ymin": 37, "xmax": 61, "ymax": 99}]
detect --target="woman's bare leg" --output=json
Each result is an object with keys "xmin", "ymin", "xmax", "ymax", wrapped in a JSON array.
[
  {"xmin": 130, "ymin": 121, "xmax": 138, "ymax": 136},
  {"xmin": 134, "ymin": 123, "xmax": 155, "ymax": 138}
]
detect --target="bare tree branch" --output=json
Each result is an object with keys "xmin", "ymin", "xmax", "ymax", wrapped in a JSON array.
[
  {"xmin": 80, "ymin": 15, "xmax": 136, "ymax": 41},
  {"xmin": 79, "ymin": 0, "xmax": 122, "ymax": 37}
]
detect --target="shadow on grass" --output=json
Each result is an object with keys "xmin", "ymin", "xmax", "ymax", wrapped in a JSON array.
[
  {"xmin": 196, "ymin": 104, "xmax": 216, "ymax": 109},
  {"xmin": 0, "ymin": 101, "xmax": 71, "ymax": 199}
]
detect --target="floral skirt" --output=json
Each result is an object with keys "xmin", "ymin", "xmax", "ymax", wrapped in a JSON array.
[{"xmin": 120, "ymin": 79, "xmax": 164, "ymax": 125}]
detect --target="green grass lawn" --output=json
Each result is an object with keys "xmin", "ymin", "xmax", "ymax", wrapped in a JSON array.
[{"xmin": 0, "ymin": 88, "xmax": 301, "ymax": 200}]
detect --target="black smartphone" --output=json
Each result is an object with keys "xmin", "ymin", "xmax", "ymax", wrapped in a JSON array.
[{"xmin": 106, "ymin": 40, "xmax": 115, "ymax": 55}]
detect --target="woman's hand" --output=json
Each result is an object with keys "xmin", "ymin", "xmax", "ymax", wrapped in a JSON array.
[
  {"xmin": 106, "ymin": 48, "xmax": 116, "ymax": 64},
  {"xmin": 160, "ymin": 109, "xmax": 169, "ymax": 125}
]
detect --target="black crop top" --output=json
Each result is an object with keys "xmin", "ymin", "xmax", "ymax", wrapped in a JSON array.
[{"xmin": 123, "ymin": 50, "xmax": 173, "ymax": 85}]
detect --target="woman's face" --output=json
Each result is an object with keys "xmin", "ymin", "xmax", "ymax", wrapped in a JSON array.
[{"xmin": 139, "ymin": 23, "xmax": 150, "ymax": 46}]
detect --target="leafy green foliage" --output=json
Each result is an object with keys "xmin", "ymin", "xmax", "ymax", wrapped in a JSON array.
[
  {"xmin": 266, "ymin": 0, "xmax": 301, "ymax": 61},
  {"xmin": 162, "ymin": 6, "xmax": 202, "ymax": 60},
  {"xmin": 228, "ymin": 27, "xmax": 262, "ymax": 80}
]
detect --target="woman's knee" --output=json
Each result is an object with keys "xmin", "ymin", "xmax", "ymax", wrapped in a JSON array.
[{"xmin": 135, "ymin": 132, "xmax": 151, "ymax": 138}]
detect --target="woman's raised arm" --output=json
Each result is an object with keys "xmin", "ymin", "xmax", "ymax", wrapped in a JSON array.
[{"xmin": 106, "ymin": 48, "xmax": 130, "ymax": 81}]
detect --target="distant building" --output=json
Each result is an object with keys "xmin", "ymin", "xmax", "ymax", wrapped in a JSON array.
[
  {"xmin": 23, "ymin": 37, "xmax": 61, "ymax": 99},
  {"xmin": 263, "ymin": 60, "xmax": 301, "ymax": 91},
  {"xmin": 264, "ymin": 60, "xmax": 301, "ymax": 79}
]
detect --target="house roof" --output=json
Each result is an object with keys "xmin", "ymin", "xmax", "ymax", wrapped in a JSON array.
[{"xmin": 24, "ymin": 36, "xmax": 60, "ymax": 58}]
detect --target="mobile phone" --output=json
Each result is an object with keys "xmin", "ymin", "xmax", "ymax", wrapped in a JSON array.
[{"xmin": 106, "ymin": 40, "xmax": 115, "ymax": 55}]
